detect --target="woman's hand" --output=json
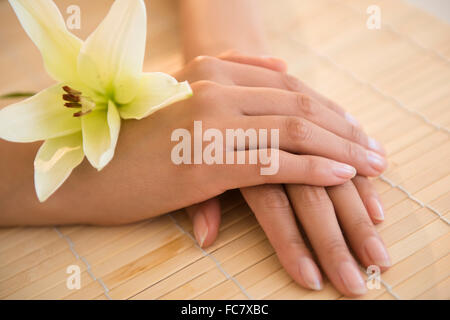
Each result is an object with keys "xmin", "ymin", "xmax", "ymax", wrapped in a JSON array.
[
  {"xmin": 1, "ymin": 77, "xmax": 369, "ymax": 226},
  {"xmin": 180, "ymin": 51, "xmax": 390, "ymax": 296}
]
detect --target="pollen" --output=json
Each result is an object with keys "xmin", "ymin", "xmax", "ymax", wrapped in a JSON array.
[{"xmin": 62, "ymin": 86, "xmax": 95, "ymax": 117}]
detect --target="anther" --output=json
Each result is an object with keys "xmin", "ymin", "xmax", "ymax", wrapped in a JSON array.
[
  {"xmin": 62, "ymin": 86, "xmax": 95, "ymax": 118},
  {"xmin": 73, "ymin": 110, "xmax": 92, "ymax": 117},
  {"xmin": 64, "ymin": 102, "xmax": 82, "ymax": 108},
  {"xmin": 63, "ymin": 94, "xmax": 80, "ymax": 103},
  {"xmin": 63, "ymin": 86, "xmax": 81, "ymax": 95}
]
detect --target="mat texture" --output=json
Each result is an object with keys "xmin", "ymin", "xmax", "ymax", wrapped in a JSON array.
[{"xmin": 0, "ymin": 0, "xmax": 449, "ymax": 300}]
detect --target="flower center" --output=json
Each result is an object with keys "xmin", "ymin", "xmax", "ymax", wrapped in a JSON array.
[{"xmin": 62, "ymin": 86, "xmax": 96, "ymax": 117}]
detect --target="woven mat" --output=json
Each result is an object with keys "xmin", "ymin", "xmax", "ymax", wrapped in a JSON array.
[{"xmin": 0, "ymin": 0, "xmax": 449, "ymax": 300}]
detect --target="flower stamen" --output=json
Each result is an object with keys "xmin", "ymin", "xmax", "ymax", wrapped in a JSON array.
[
  {"xmin": 73, "ymin": 110, "xmax": 92, "ymax": 117},
  {"xmin": 62, "ymin": 86, "xmax": 81, "ymax": 95},
  {"xmin": 63, "ymin": 93, "xmax": 80, "ymax": 102},
  {"xmin": 62, "ymin": 86, "xmax": 95, "ymax": 117},
  {"xmin": 64, "ymin": 102, "xmax": 82, "ymax": 108}
]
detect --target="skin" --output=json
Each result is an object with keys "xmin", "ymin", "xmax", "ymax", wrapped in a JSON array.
[
  {"xmin": 0, "ymin": 0, "xmax": 390, "ymax": 298},
  {"xmin": 0, "ymin": 72, "xmax": 382, "ymax": 225},
  {"xmin": 180, "ymin": 0, "xmax": 390, "ymax": 296}
]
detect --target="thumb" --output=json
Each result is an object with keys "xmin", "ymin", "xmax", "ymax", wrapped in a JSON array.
[{"xmin": 186, "ymin": 197, "xmax": 221, "ymax": 248}]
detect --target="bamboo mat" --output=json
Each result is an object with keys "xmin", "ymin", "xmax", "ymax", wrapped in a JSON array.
[{"xmin": 0, "ymin": 0, "xmax": 449, "ymax": 300}]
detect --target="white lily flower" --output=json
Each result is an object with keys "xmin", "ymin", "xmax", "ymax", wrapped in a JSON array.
[{"xmin": 0, "ymin": 0, "xmax": 192, "ymax": 202}]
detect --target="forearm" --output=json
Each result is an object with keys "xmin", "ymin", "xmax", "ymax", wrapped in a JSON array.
[
  {"xmin": 0, "ymin": 139, "xmax": 125, "ymax": 226},
  {"xmin": 179, "ymin": 0, "xmax": 269, "ymax": 60},
  {"xmin": 0, "ymin": 118, "xmax": 183, "ymax": 227}
]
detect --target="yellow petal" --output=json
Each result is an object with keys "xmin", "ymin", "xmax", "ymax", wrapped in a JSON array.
[
  {"xmin": 77, "ymin": 0, "xmax": 147, "ymax": 104},
  {"xmin": 9, "ymin": 0, "xmax": 82, "ymax": 84},
  {"xmin": 34, "ymin": 132, "xmax": 84, "ymax": 202},
  {"xmin": 81, "ymin": 101, "xmax": 121, "ymax": 170},
  {"xmin": 119, "ymin": 72, "xmax": 193, "ymax": 120},
  {"xmin": 0, "ymin": 84, "xmax": 81, "ymax": 143}
]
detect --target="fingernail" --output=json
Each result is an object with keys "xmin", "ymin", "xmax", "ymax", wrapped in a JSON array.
[
  {"xmin": 364, "ymin": 237, "xmax": 391, "ymax": 268},
  {"xmin": 338, "ymin": 262, "xmax": 367, "ymax": 295},
  {"xmin": 368, "ymin": 137, "xmax": 386, "ymax": 155},
  {"xmin": 367, "ymin": 151, "xmax": 387, "ymax": 173},
  {"xmin": 298, "ymin": 257, "xmax": 322, "ymax": 291},
  {"xmin": 193, "ymin": 213, "xmax": 208, "ymax": 248},
  {"xmin": 333, "ymin": 163, "xmax": 357, "ymax": 179},
  {"xmin": 345, "ymin": 112, "xmax": 360, "ymax": 127},
  {"xmin": 369, "ymin": 197, "xmax": 384, "ymax": 221}
]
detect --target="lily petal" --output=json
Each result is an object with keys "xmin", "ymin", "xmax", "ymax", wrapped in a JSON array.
[
  {"xmin": 81, "ymin": 101, "xmax": 121, "ymax": 171},
  {"xmin": 34, "ymin": 132, "xmax": 84, "ymax": 202},
  {"xmin": 119, "ymin": 72, "xmax": 193, "ymax": 120},
  {"xmin": 0, "ymin": 84, "xmax": 81, "ymax": 143},
  {"xmin": 9, "ymin": 0, "xmax": 82, "ymax": 84},
  {"xmin": 78, "ymin": 0, "xmax": 147, "ymax": 104}
]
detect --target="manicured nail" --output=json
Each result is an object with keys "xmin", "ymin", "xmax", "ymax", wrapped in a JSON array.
[
  {"xmin": 193, "ymin": 213, "xmax": 208, "ymax": 248},
  {"xmin": 338, "ymin": 262, "xmax": 367, "ymax": 295},
  {"xmin": 333, "ymin": 163, "xmax": 357, "ymax": 179},
  {"xmin": 345, "ymin": 112, "xmax": 360, "ymax": 127},
  {"xmin": 369, "ymin": 197, "xmax": 385, "ymax": 221},
  {"xmin": 298, "ymin": 257, "xmax": 322, "ymax": 291},
  {"xmin": 368, "ymin": 137, "xmax": 386, "ymax": 155},
  {"xmin": 364, "ymin": 237, "xmax": 391, "ymax": 268},
  {"xmin": 367, "ymin": 151, "xmax": 387, "ymax": 172}
]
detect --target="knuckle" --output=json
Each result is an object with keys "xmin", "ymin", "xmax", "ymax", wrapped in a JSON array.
[
  {"xmin": 345, "ymin": 141, "xmax": 361, "ymax": 161},
  {"xmin": 323, "ymin": 238, "xmax": 349, "ymax": 257},
  {"xmin": 330, "ymin": 180, "xmax": 356, "ymax": 193},
  {"xmin": 297, "ymin": 94, "xmax": 315, "ymax": 117},
  {"xmin": 191, "ymin": 80, "xmax": 221, "ymax": 103},
  {"xmin": 261, "ymin": 188, "xmax": 291, "ymax": 210},
  {"xmin": 350, "ymin": 124, "xmax": 367, "ymax": 145},
  {"xmin": 285, "ymin": 117, "xmax": 311, "ymax": 143},
  {"xmin": 281, "ymin": 72, "xmax": 303, "ymax": 91},
  {"xmin": 297, "ymin": 186, "xmax": 332, "ymax": 210},
  {"xmin": 295, "ymin": 156, "xmax": 315, "ymax": 177},
  {"xmin": 350, "ymin": 217, "xmax": 374, "ymax": 234},
  {"xmin": 285, "ymin": 234, "xmax": 307, "ymax": 251},
  {"xmin": 191, "ymin": 55, "xmax": 221, "ymax": 74}
]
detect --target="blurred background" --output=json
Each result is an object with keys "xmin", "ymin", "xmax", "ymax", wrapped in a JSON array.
[{"xmin": 408, "ymin": 0, "xmax": 450, "ymax": 22}]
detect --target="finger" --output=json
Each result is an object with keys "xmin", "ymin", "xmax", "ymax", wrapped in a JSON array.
[
  {"xmin": 224, "ymin": 85, "xmax": 385, "ymax": 155},
  {"xmin": 352, "ymin": 175, "xmax": 385, "ymax": 223},
  {"xmin": 207, "ymin": 151, "xmax": 356, "ymax": 190},
  {"xmin": 327, "ymin": 181, "xmax": 391, "ymax": 271},
  {"xmin": 234, "ymin": 114, "xmax": 386, "ymax": 176},
  {"xmin": 286, "ymin": 185, "xmax": 367, "ymax": 296},
  {"xmin": 218, "ymin": 50, "xmax": 288, "ymax": 73},
  {"xmin": 222, "ymin": 61, "xmax": 352, "ymax": 119},
  {"xmin": 185, "ymin": 198, "xmax": 221, "ymax": 248},
  {"xmin": 241, "ymin": 184, "xmax": 322, "ymax": 291},
  {"xmin": 178, "ymin": 56, "xmax": 362, "ymax": 128}
]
